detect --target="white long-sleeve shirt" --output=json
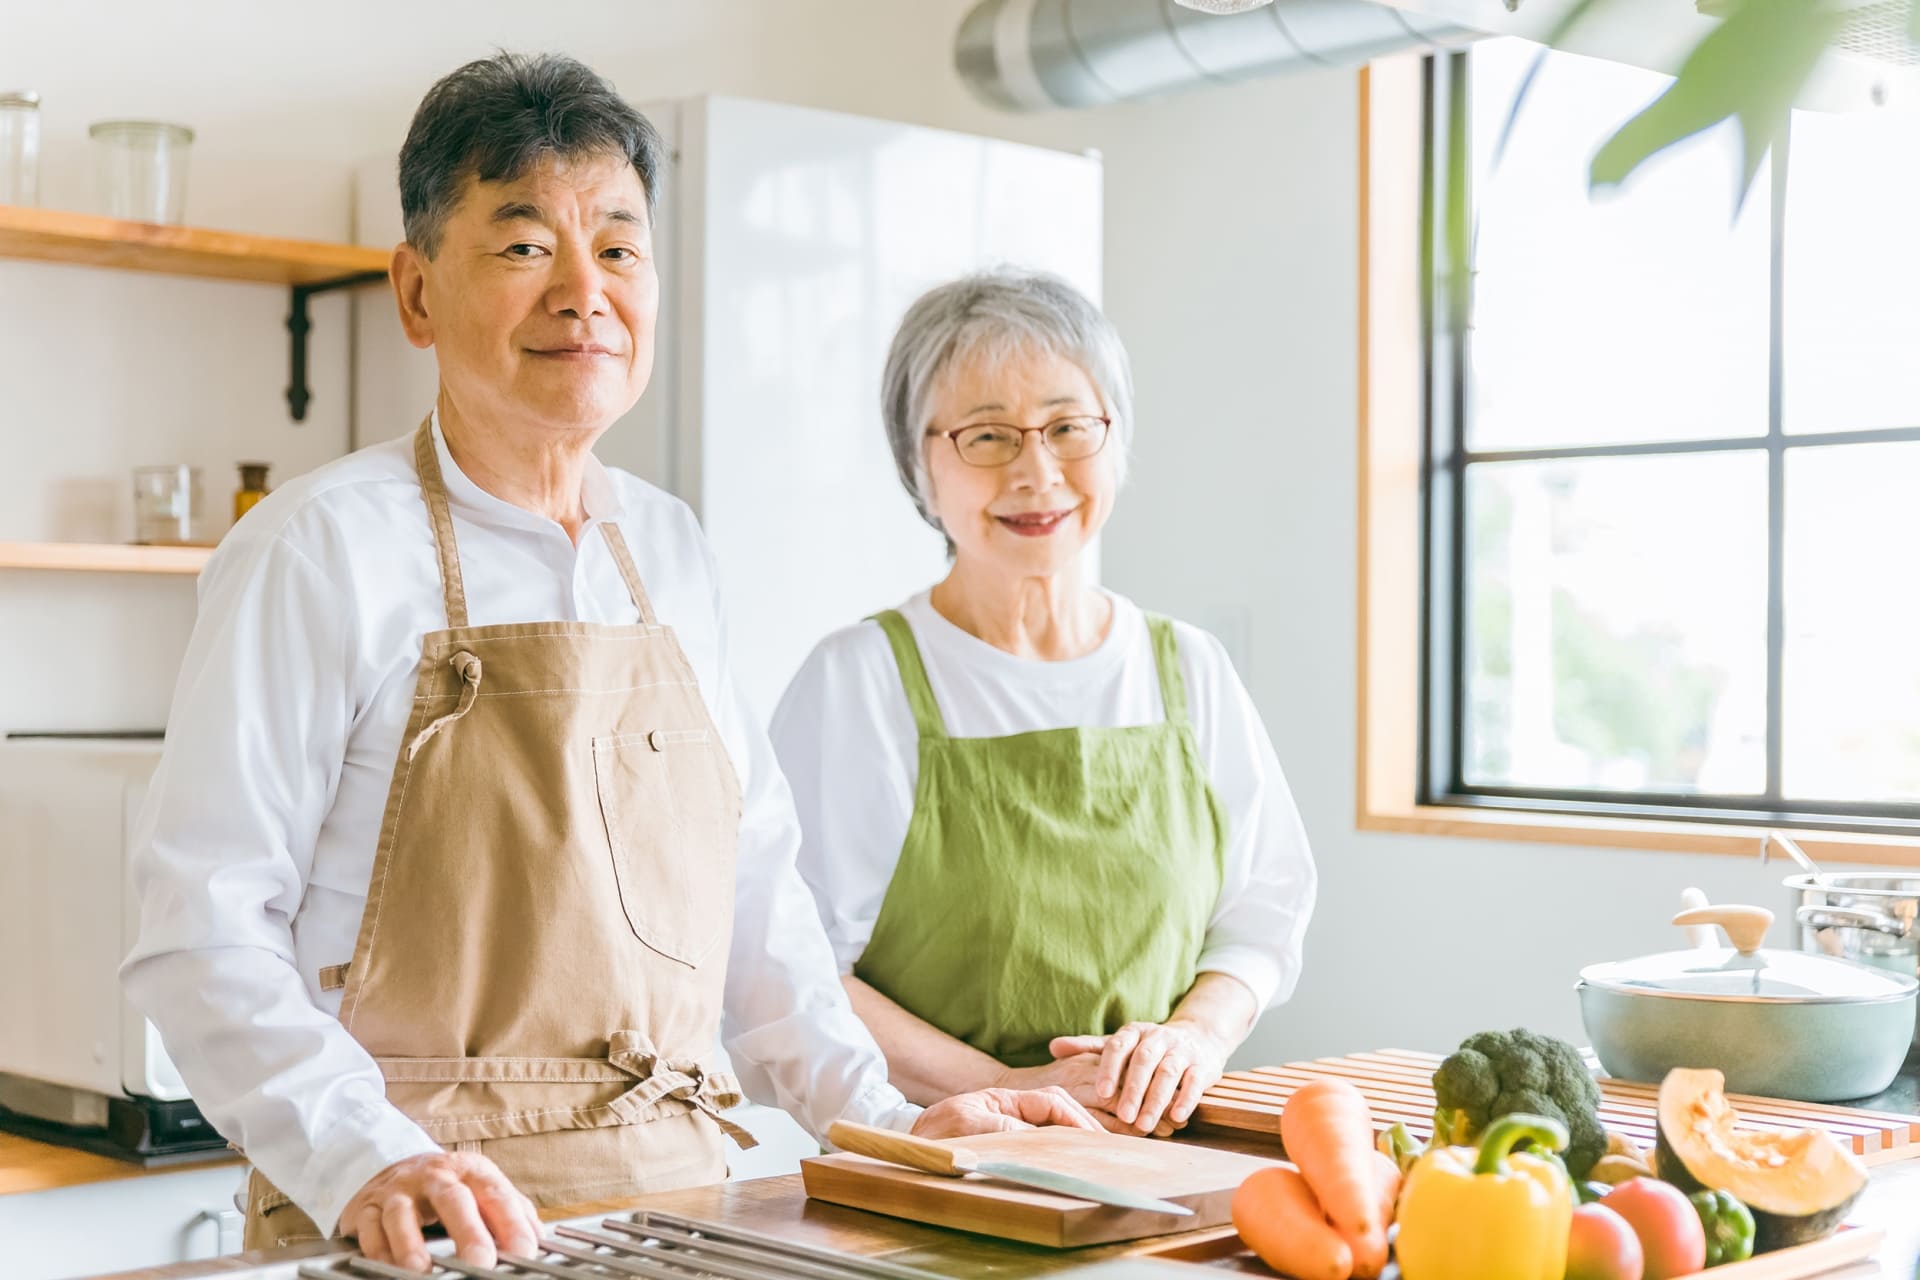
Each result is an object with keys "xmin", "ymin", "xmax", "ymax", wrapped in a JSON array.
[
  {"xmin": 121, "ymin": 417, "xmax": 916, "ymax": 1239},
  {"xmin": 769, "ymin": 591, "xmax": 1318, "ymax": 1015}
]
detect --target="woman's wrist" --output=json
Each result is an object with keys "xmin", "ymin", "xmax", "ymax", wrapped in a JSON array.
[
  {"xmin": 991, "ymin": 1060, "xmax": 1047, "ymax": 1091},
  {"xmin": 1162, "ymin": 1013, "xmax": 1232, "ymax": 1060}
]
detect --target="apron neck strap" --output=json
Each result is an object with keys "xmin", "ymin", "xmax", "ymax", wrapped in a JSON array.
[
  {"xmin": 598, "ymin": 523, "xmax": 660, "ymax": 625},
  {"xmin": 413, "ymin": 417, "xmax": 471, "ymax": 630},
  {"xmin": 1145, "ymin": 614, "xmax": 1190, "ymax": 727},
  {"xmin": 414, "ymin": 417, "xmax": 663, "ymax": 628},
  {"xmin": 871, "ymin": 610, "xmax": 948, "ymax": 740}
]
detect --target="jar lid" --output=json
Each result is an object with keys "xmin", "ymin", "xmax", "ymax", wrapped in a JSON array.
[
  {"xmin": 89, "ymin": 120, "xmax": 195, "ymax": 143},
  {"xmin": 0, "ymin": 91, "xmax": 41, "ymax": 108},
  {"xmin": 1580, "ymin": 947, "xmax": 1918, "ymax": 1005}
]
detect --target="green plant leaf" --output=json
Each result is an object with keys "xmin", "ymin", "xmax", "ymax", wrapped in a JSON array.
[
  {"xmin": 1589, "ymin": 0, "xmax": 1844, "ymax": 207},
  {"xmin": 1911, "ymin": 0, "xmax": 1918, "ymax": 44}
]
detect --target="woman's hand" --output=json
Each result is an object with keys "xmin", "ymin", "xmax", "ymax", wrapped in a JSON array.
[
  {"xmin": 993, "ymin": 1050, "xmax": 1113, "ymax": 1111},
  {"xmin": 1049, "ymin": 1020, "xmax": 1229, "ymax": 1136}
]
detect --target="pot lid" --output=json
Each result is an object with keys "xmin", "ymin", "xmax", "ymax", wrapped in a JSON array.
[
  {"xmin": 1580, "ymin": 901, "xmax": 1919, "ymax": 1005},
  {"xmin": 1580, "ymin": 946, "xmax": 1918, "ymax": 1004}
]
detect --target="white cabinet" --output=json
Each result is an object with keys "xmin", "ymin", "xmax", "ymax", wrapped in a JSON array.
[{"xmin": 0, "ymin": 1162, "xmax": 245, "ymax": 1280}]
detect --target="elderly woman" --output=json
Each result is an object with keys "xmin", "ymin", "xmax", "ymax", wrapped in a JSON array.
[{"xmin": 771, "ymin": 271, "xmax": 1317, "ymax": 1137}]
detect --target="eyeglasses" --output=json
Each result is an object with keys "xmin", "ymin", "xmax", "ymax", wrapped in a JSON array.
[{"xmin": 928, "ymin": 415, "xmax": 1112, "ymax": 468}]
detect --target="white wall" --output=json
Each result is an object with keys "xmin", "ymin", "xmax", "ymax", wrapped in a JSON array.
[{"xmin": 0, "ymin": 1, "xmax": 1845, "ymax": 1067}]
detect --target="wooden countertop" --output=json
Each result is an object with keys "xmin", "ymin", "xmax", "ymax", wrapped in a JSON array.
[
  {"xmin": 0, "ymin": 1132, "xmax": 240, "ymax": 1197},
  {"xmin": 81, "ymin": 1130, "xmax": 1920, "ymax": 1280}
]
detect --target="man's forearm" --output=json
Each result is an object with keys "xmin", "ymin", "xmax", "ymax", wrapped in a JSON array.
[{"xmin": 840, "ymin": 974, "xmax": 1014, "ymax": 1104}]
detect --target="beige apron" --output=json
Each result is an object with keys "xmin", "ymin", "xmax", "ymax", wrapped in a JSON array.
[{"xmin": 244, "ymin": 419, "xmax": 753, "ymax": 1248}]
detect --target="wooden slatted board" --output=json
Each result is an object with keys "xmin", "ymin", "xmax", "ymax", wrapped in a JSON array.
[{"xmin": 1194, "ymin": 1049, "xmax": 1920, "ymax": 1167}]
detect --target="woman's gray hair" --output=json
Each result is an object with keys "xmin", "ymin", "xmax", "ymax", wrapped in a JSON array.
[{"xmin": 881, "ymin": 270, "xmax": 1133, "ymax": 533}]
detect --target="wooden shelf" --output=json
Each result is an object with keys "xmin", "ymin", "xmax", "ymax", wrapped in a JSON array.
[
  {"xmin": 0, "ymin": 541, "xmax": 213, "ymax": 575},
  {"xmin": 0, "ymin": 203, "xmax": 390, "ymax": 286}
]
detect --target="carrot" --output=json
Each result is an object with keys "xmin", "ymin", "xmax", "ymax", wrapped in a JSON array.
[
  {"xmin": 1231, "ymin": 1166, "xmax": 1353, "ymax": 1280},
  {"xmin": 1280, "ymin": 1080, "xmax": 1389, "ymax": 1277}
]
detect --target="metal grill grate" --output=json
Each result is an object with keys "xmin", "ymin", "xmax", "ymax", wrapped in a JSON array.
[
  {"xmin": 1835, "ymin": 0, "xmax": 1919, "ymax": 66},
  {"xmin": 295, "ymin": 1212, "xmax": 950, "ymax": 1280}
]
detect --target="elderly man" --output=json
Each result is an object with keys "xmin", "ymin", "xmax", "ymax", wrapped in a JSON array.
[{"xmin": 121, "ymin": 53, "xmax": 1093, "ymax": 1272}]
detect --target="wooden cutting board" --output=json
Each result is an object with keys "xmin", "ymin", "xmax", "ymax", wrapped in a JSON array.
[
  {"xmin": 800, "ymin": 1127, "xmax": 1280, "ymax": 1248},
  {"xmin": 1139, "ymin": 1224, "xmax": 1888, "ymax": 1280},
  {"xmin": 1194, "ymin": 1049, "xmax": 1920, "ymax": 1166}
]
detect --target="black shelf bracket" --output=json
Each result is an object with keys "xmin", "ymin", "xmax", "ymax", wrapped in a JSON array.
[{"xmin": 286, "ymin": 270, "xmax": 389, "ymax": 422}]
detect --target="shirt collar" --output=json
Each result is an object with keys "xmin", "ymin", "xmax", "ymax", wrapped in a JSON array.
[{"xmin": 428, "ymin": 408, "xmax": 626, "ymax": 529}]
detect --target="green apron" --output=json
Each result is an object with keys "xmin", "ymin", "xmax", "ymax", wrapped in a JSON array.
[{"xmin": 853, "ymin": 608, "xmax": 1228, "ymax": 1069}]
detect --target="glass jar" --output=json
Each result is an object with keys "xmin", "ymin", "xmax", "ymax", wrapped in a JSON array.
[
  {"xmin": 90, "ymin": 119, "xmax": 194, "ymax": 224},
  {"xmin": 0, "ymin": 91, "xmax": 41, "ymax": 206},
  {"xmin": 132, "ymin": 464, "xmax": 202, "ymax": 544}
]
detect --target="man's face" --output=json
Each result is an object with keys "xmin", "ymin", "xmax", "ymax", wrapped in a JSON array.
[{"xmin": 396, "ymin": 151, "xmax": 658, "ymax": 439}]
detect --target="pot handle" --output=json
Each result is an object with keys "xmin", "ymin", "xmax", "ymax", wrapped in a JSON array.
[
  {"xmin": 1678, "ymin": 887, "xmax": 1715, "ymax": 948},
  {"xmin": 1672, "ymin": 904, "xmax": 1774, "ymax": 954},
  {"xmin": 1795, "ymin": 904, "xmax": 1910, "ymax": 937}
]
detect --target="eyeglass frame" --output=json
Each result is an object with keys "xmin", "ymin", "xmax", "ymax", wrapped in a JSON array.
[{"xmin": 925, "ymin": 414, "xmax": 1113, "ymax": 468}]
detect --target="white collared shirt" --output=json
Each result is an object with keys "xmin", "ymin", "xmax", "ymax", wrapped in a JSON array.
[
  {"xmin": 121, "ymin": 415, "xmax": 916, "ymax": 1238},
  {"xmin": 771, "ymin": 592, "xmax": 1317, "ymax": 1013}
]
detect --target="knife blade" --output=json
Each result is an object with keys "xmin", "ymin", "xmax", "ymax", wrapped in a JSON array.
[
  {"xmin": 964, "ymin": 1159, "xmax": 1196, "ymax": 1215},
  {"xmin": 826, "ymin": 1120, "xmax": 1196, "ymax": 1217}
]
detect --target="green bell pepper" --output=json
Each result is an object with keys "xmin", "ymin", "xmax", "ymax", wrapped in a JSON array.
[{"xmin": 1689, "ymin": 1189, "xmax": 1756, "ymax": 1267}]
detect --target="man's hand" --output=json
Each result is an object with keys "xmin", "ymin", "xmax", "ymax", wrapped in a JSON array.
[
  {"xmin": 341, "ymin": 1151, "xmax": 543, "ymax": 1273},
  {"xmin": 910, "ymin": 1086, "xmax": 1104, "ymax": 1139},
  {"xmin": 1049, "ymin": 1019, "xmax": 1228, "ymax": 1136}
]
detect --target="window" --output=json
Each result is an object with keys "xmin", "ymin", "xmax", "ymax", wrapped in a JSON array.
[{"xmin": 1421, "ymin": 40, "xmax": 1920, "ymax": 833}]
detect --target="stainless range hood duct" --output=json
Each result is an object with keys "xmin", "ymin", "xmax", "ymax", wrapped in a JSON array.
[{"xmin": 956, "ymin": 0, "xmax": 1482, "ymax": 111}]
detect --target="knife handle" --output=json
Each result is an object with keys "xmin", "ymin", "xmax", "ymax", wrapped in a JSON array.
[{"xmin": 827, "ymin": 1121, "xmax": 979, "ymax": 1176}]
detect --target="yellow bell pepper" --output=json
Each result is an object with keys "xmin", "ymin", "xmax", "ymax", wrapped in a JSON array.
[{"xmin": 1395, "ymin": 1114, "xmax": 1573, "ymax": 1280}]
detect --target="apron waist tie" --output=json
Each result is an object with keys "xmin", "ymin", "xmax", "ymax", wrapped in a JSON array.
[
  {"xmin": 406, "ymin": 651, "xmax": 483, "ymax": 761},
  {"xmin": 375, "ymin": 1029, "xmax": 758, "ymax": 1149},
  {"xmin": 608, "ymin": 1031, "xmax": 759, "ymax": 1150}
]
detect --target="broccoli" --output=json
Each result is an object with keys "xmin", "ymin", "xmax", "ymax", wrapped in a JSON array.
[{"xmin": 1430, "ymin": 1027, "xmax": 1606, "ymax": 1179}]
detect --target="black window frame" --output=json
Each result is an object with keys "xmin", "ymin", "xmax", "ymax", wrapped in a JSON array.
[{"xmin": 1419, "ymin": 47, "xmax": 1920, "ymax": 838}]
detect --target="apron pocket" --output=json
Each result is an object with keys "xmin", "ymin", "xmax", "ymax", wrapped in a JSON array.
[{"xmin": 591, "ymin": 731, "xmax": 737, "ymax": 967}]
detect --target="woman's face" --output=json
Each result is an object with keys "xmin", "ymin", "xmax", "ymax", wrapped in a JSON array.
[{"xmin": 922, "ymin": 346, "xmax": 1118, "ymax": 579}]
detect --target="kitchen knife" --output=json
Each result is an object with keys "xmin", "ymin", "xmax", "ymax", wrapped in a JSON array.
[{"xmin": 826, "ymin": 1121, "xmax": 1196, "ymax": 1216}]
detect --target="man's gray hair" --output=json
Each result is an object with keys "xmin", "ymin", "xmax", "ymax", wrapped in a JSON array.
[
  {"xmin": 881, "ymin": 270, "xmax": 1134, "ymax": 534},
  {"xmin": 399, "ymin": 52, "xmax": 663, "ymax": 258}
]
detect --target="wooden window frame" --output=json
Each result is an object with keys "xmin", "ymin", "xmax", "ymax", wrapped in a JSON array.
[{"xmin": 1353, "ymin": 56, "xmax": 1920, "ymax": 868}]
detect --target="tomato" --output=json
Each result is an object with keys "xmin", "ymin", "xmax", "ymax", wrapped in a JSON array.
[
  {"xmin": 1567, "ymin": 1204, "xmax": 1645, "ymax": 1280},
  {"xmin": 1602, "ymin": 1178, "xmax": 1708, "ymax": 1280}
]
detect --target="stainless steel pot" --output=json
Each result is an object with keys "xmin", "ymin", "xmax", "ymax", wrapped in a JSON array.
[
  {"xmin": 1577, "ymin": 903, "xmax": 1918, "ymax": 1102},
  {"xmin": 1787, "ymin": 874, "xmax": 1920, "ymax": 1048}
]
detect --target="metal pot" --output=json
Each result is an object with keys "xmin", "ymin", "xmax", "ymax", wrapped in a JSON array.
[
  {"xmin": 1787, "ymin": 874, "xmax": 1920, "ymax": 1047},
  {"xmin": 1577, "ymin": 903, "xmax": 1918, "ymax": 1102}
]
